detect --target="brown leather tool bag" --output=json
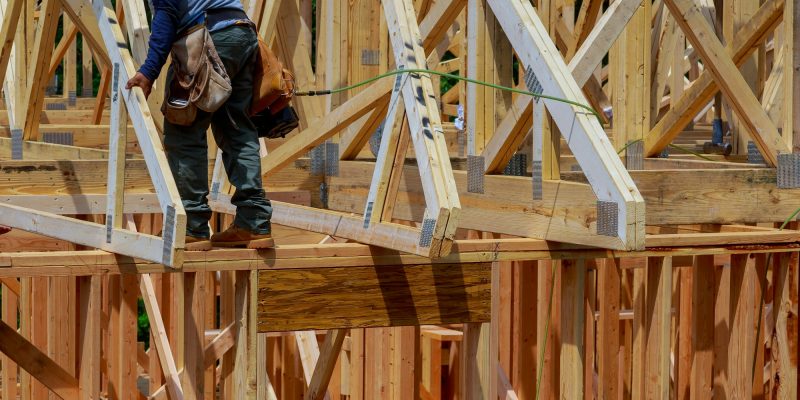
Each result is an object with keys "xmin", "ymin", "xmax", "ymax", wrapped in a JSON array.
[
  {"xmin": 251, "ymin": 36, "xmax": 295, "ymax": 116},
  {"xmin": 163, "ymin": 25, "xmax": 232, "ymax": 126}
]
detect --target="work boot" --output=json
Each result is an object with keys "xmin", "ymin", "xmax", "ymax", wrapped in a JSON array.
[
  {"xmin": 185, "ymin": 235, "xmax": 212, "ymax": 251},
  {"xmin": 211, "ymin": 225, "xmax": 274, "ymax": 249}
]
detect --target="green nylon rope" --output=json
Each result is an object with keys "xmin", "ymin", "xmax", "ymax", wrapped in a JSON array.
[{"xmin": 295, "ymin": 68, "xmax": 605, "ymax": 122}]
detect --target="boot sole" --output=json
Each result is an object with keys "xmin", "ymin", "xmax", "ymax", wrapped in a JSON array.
[{"xmin": 212, "ymin": 237, "xmax": 275, "ymax": 249}]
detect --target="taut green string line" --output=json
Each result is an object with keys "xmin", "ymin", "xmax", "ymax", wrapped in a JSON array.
[{"xmin": 294, "ymin": 68, "xmax": 605, "ymax": 123}]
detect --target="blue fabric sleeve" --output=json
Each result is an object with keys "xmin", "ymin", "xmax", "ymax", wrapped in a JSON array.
[{"xmin": 138, "ymin": 0, "xmax": 180, "ymax": 81}]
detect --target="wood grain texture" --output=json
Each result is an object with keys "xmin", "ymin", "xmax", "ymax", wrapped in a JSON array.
[{"xmin": 257, "ymin": 263, "xmax": 490, "ymax": 331}]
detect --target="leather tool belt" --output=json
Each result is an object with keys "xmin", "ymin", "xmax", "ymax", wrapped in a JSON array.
[{"xmin": 162, "ymin": 15, "xmax": 234, "ymax": 126}]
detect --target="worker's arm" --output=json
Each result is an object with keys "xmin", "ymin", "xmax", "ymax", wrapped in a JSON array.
[{"xmin": 127, "ymin": 0, "xmax": 180, "ymax": 96}]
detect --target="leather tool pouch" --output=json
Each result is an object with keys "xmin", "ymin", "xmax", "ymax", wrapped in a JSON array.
[
  {"xmin": 251, "ymin": 36, "xmax": 295, "ymax": 116},
  {"xmin": 163, "ymin": 25, "xmax": 232, "ymax": 126}
]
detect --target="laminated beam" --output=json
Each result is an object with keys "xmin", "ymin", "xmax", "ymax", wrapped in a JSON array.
[{"xmin": 256, "ymin": 263, "xmax": 491, "ymax": 331}]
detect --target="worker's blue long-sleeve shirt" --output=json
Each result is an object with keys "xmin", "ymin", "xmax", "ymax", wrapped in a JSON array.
[{"xmin": 138, "ymin": 0, "xmax": 246, "ymax": 82}]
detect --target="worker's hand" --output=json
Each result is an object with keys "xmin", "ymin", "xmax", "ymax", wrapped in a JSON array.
[{"xmin": 126, "ymin": 72, "xmax": 153, "ymax": 99}]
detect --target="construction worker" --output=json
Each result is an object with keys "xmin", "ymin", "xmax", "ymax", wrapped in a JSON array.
[{"xmin": 126, "ymin": 0, "xmax": 274, "ymax": 250}]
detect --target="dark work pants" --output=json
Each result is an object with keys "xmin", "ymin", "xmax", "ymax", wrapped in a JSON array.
[{"xmin": 163, "ymin": 25, "xmax": 272, "ymax": 238}]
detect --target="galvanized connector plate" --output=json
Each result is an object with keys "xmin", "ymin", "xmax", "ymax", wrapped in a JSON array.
[
  {"xmin": 210, "ymin": 181, "xmax": 221, "ymax": 201},
  {"xmin": 162, "ymin": 205, "xmax": 176, "ymax": 264},
  {"xmin": 42, "ymin": 132, "xmax": 74, "ymax": 146},
  {"xmin": 596, "ymin": 201, "xmax": 619, "ymax": 237},
  {"xmin": 524, "ymin": 66, "xmax": 544, "ymax": 102},
  {"xmin": 310, "ymin": 145, "xmax": 325, "ymax": 176},
  {"xmin": 419, "ymin": 218, "xmax": 436, "ymax": 248},
  {"xmin": 532, "ymin": 160, "xmax": 543, "ymax": 200},
  {"xmin": 325, "ymin": 141, "xmax": 339, "ymax": 176},
  {"xmin": 363, "ymin": 201, "xmax": 374, "ymax": 229},
  {"xmin": 748, "ymin": 141, "xmax": 765, "ymax": 165},
  {"xmin": 504, "ymin": 153, "xmax": 527, "ymax": 176},
  {"xmin": 361, "ymin": 49, "xmax": 381, "ymax": 65},
  {"xmin": 467, "ymin": 155, "xmax": 485, "ymax": 194},
  {"xmin": 625, "ymin": 140, "xmax": 643, "ymax": 170},
  {"xmin": 777, "ymin": 153, "xmax": 800, "ymax": 188},
  {"xmin": 11, "ymin": 129, "xmax": 22, "ymax": 160},
  {"xmin": 105, "ymin": 216, "xmax": 113, "ymax": 243}
]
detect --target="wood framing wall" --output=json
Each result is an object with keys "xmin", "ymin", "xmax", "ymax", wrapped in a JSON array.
[{"xmin": 0, "ymin": 0, "xmax": 798, "ymax": 398}]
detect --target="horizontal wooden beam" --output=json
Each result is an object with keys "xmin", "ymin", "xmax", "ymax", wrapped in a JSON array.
[
  {"xmin": 0, "ymin": 160, "xmax": 321, "ymax": 202},
  {"xmin": 0, "ymin": 125, "xmax": 139, "ymax": 149},
  {"xmin": 257, "ymin": 262, "xmax": 491, "ymax": 331},
  {"xmin": 330, "ymin": 161, "xmax": 800, "ymax": 231},
  {"xmin": 0, "ymin": 191, "xmax": 309, "ymax": 215},
  {"xmin": 0, "ymin": 238, "xmax": 798, "ymax": 277},
  {"xmin": 0, "ymin": 137, "xmax": 110, "ymax": 160}
]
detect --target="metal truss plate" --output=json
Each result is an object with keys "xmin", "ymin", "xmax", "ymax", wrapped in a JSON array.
[
  {"xmin": 625, "ymin": 140, "xmax": 643, "ymax": 170},
  {"xmin": 524, "ymin": 66, "xmax": 544, "ymax": 102},
  {"xmin": 361, "ymin": 49, "xmax": 381, "ymax": 65},
  {"xmin": 42, "ymin": 132, "xmax": 74, "ymax": 146},
  {"xmin": 210, "ymin": 181, "xmax": 221, "ymax": 201},
  {"xmin": 83, "ymin": 88, "xmax": 94, "ymax": 97},
  {"xmin": 363, "ymin": 201, "xmax": 374, "ymax": 229},
  {"xmin": 419, "ymin": 218, "xmax": 436, "ymax": 248},
  {"xmin": 45, "ymin": 103, "xmax": 67, "ymax": 110},
  {"xmin": 310, "ymin": 145, "xmax": 325, "ymax": 176},
  {"xmin": 106, "ymin": 216, "xmax": 113, "ymax": 243},
  {"xmin": 532, "ymin": 160, "xmax": 543, "ymax": 200},
  {"xmin": 748, "ymin": 141, "xmax": 765, "ymax": 165},
  {"xmin": 596, "ymin": 201, "xmax": 619, "ymax": 237},
  {"xmin": 325, "ymin": 141, "xmax": 339, "ymax": 176},
  {"xmin": 777, "ymin": 153, "xmax": 800, "ymax": 188},
  {"xmin": 11, "ymin": 129, "xmax": 22, "ymax": 160},
  {"xmin": 162, "ymin": 205, "xmax": 176, "ymax": 264},
  {"xmin": 68, "ymin": 91, "xmax": 77, "ymax": 107},
  {"xmin": 504, "ymin": 153, "xmax": 527, "ymax": 176},
  {"xmin": 467, "ymin": 155, "xmax": 485, "ymax": 194}
]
